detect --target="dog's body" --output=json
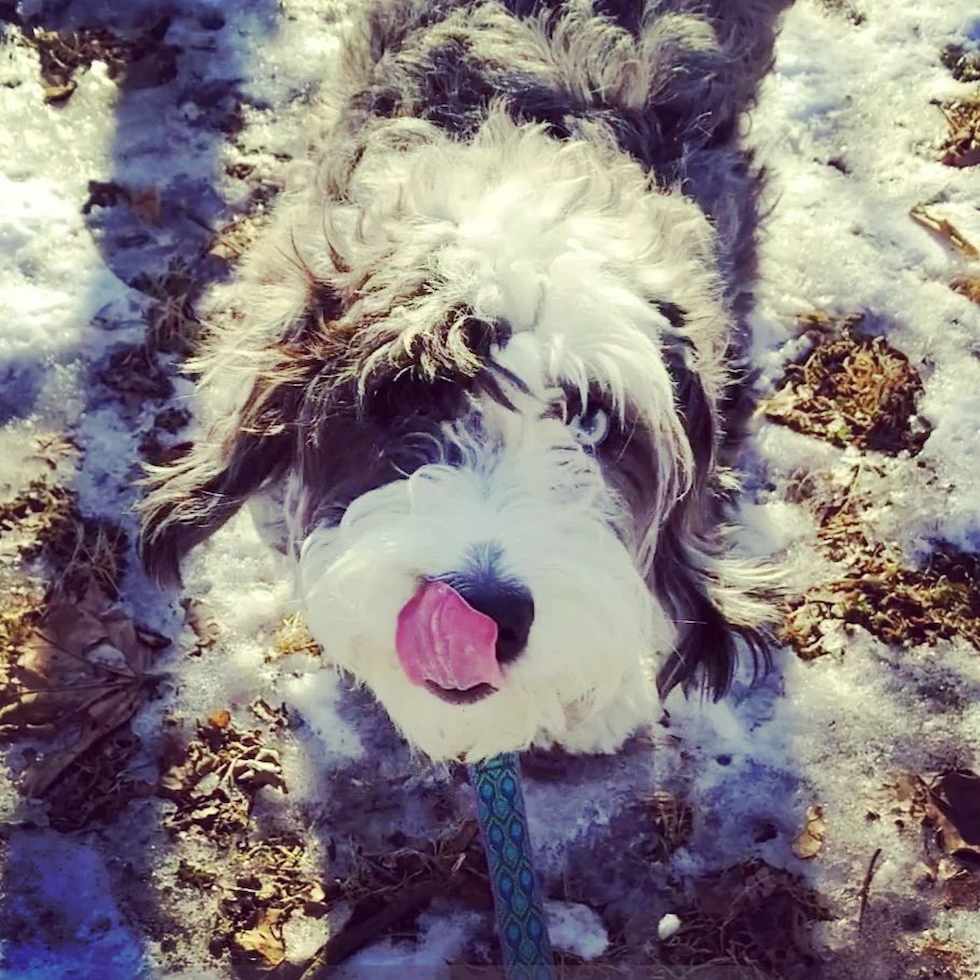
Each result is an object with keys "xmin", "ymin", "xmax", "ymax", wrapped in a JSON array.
[{"xmin": 140, "ymin": 0, "xmax": 788, "ymax": 761}]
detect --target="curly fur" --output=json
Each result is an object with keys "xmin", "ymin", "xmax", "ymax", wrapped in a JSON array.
[{"xmin": 139, "ymin": 0, "xmax": 789, "ymax": 761}]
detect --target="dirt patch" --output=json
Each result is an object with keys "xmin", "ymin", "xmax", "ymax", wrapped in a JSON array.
[
  {"xmin": 96, "ymin": 343, "xmax": 174, "ymax": 415},
  {"xmin": 782, "ymin": 475, "xmax": 980, "ymax": 659},
  {"xmin": 43, "ymin": 727, "xmax": 152, "ymax": 832},
  {"xmin": 762, "ymin": 315, "xmax": 930, "ymax": 456},
  {"xmin": 139, "ymin": 406, "xmax": 193, "ymax": 466},
  {"xmin": 941, "ymin": 44, "xmax": 980, "ymax": 83},
  {"xmin": 658, "ymin": 860, "xmax": 832, "ymax": 977},
  {"xmin": 911, "ymin": 939, "xmax": 976, "ymax": 980},
  {"xmin": 23, "ymin": 19, "xmax": 177, "ymax": 103},
  {"xmin": 874, "ymin": 770, "xmax": 980, "ymax": 919}
]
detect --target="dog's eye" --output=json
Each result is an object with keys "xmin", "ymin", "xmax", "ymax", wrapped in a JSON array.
[{"xmin": 572, "ymin": 405, "xmax": 610, "ymax": 447}]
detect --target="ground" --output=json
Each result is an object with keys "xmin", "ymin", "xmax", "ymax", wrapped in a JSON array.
[{"xmin": 1, "ymin": 1, "xmax": 980, "ymax": 978}]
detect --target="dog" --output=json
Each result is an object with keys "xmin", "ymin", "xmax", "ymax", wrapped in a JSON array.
[{"xmin": 139, "ymin": 0, "xmax": 789, "ymax": 762}]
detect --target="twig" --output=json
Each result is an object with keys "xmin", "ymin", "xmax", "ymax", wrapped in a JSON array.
[
  {"xmin": 295, "ymin": 877, "xmax": 450, "ymax": 979},
  {"xmin": 909, "ymin": 204, "xmax": 979, "ymax": 259},
  {"xmin": 858, "ymin": 847, "xmax": 882, "ymax": 932}
]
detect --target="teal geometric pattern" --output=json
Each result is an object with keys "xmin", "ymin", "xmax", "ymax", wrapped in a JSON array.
[{"xmin": 468, "ymin": 753, "xmax": 555, "ymax": 980}]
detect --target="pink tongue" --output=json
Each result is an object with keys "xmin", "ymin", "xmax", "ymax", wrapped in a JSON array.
[{"xmin": 396, "ymin": 581, "xmax": 502, "ymax": 691}]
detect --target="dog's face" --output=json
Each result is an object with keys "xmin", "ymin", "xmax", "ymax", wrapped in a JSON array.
[
  {"xmin": 140, "ymin": 112, "xmax": 767, "ymax": 761},
  {"xmin": 293, "ymin": 330, "xmax": 676, "ymax": 760}
]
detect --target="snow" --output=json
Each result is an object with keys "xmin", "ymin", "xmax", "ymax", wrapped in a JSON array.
[
  {"xmin": 544, "ymin": 900, "xmax": 609, "ymax": 959},
  {"xmin": 333, "ymin": 909, "xmax": 485, "ymax": 977},
  {"xmin": 2, "ymin": 0, "xmax": 980, "ymax": 977},
  {"xmin": 656, "ymin": 913, "xmax": 681, "ymax": 941},
  {"xmin": 0, "ymin": 832, "xmax": 147, "ymax": 980}
]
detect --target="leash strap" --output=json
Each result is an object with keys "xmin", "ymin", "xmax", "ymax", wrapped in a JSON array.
[{"xmin": 468, "ymin": 753, "xmax": 555, "ymax": 980}]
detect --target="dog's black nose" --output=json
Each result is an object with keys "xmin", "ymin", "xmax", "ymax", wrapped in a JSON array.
[{"xmin": 451, "ymin": 575, "xmax": 534, "ymax": 665}]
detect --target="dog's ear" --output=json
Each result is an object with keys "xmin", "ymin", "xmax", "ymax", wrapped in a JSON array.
[
  {"xmin": 651, "ymin": 326, "xmax": 774, "ymax": 700},
  {"xmin": 138, "ymin": 357, "xmax": 307, "ymax": 586},
  {"xmin": 651, "ymin": 522, "xmax": 774, "ymax": 701}
]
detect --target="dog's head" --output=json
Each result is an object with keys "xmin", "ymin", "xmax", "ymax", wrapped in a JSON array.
[{"xmin": 139, "ymin": 112, "xmax": 770, "ymax": 760}]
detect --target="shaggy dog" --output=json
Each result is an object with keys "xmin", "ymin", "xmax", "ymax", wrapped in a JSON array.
[{"xmin": 140, "ymin": 0, "xmax": 789, "ymax": 762}]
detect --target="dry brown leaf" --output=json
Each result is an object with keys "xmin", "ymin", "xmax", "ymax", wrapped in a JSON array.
[
  {"xmin": 233, "ymin": 908, "xmax": 287, "ymax": 967},
  {"xmin": 792, "ymin": 805, "xmax": 827, "ymax": 860},
  {"xmin": 159, "ymin": 718, "xmax": 286, "ymax": 839},
  {"xmin": 931, "ymin": 770, "xmax": 980, "ymax": 856},
  {"xmin": 0, "ymin": 584, "xmax": 166, "ymax": 797},
  {"xmin": 208, "ymin": 708, "xmax": 232, "ymax": 730},
  {"xmin": 43, "ymin": 82, "xmax": 76, "ymax": 103}
]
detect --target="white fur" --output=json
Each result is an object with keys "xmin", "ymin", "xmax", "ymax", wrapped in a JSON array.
[
  {"xmin": 296, "ymin": 367, "xmax": 671, "ymax": 761},
  {"xmin": 142, "ymin": 0, "xmax": 786, "ymax": 763}
]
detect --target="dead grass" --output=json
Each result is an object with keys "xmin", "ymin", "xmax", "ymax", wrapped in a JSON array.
[
  {"xmin": 782, "ymin": 479, "xmax": 980, "ymax": 658},
  {"xmin": 274, "ymin": 614, "xmax": 322, "ymax": 658},
  {"xmin": 937, "ymin": 98, "xmax": 980, "ymax": 168},
  {"xmin": 762, "ymin": 315, "xmax": 929, "ymax": 455},
  {"xmin": 137, "ymin": 258, "xmax": 206, "ymax": 356},
  {"xmin": 644, "ymin": 791, "xmax": 694, "ymax": 862},
  {"xmin": 291, "ymin": 821, "xmax": 489, "ymax": 977},
  {"xmin": 0, "ymin": 478, "xmax": 127, "ymax": 600},
  {"xmin": 657, "ymin": 860, "xmax": 832, "ymax": 976},
  {"xmin": 942, "ymin": 44, "xmax": 980, "ymax": 83},
  {"xmin": 910, "ymin": 204, "xmax": 979, "ymax": 259}
]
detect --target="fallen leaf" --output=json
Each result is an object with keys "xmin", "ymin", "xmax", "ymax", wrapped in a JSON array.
[
  {"xmin": 792, "ymin": 805, "xmax": 827, "ymax": 860},
  {"xmin": 43, "ymin": 82, "xmax": 76, "ymax": 103},
  {"xmin": 232, "ymin": 908, "xmax": 287, "ymax": 967},
  {"xmin": 208, "ymin": 708, "xmax": 232, "ymax": 730},
  {"xmin": 931, "ymin": 769, "xmax": 980, "ymax": 850},
  {"xmin": 1, "ymin": 585, "xmax": 165, "ymax": 797},
  {"xmin": 943, "ymin": 870, "xmax": 980, "ymax": 911},
  {"xmin": 159, "ymin": 718, "xmax": 286, "ymax": 839}
]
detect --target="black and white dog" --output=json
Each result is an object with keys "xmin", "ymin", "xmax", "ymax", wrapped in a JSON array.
[{"xmin": 140, "ymin": 0, "xmax": 788, "ymax": 762}]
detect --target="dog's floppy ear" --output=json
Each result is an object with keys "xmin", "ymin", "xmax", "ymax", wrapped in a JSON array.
[
  {"xmin": 651, "ymin": 323, "xmax": 774, "ymax": 700},
  {"xmin": 138, "ymin": 355, "xmax": 307, "ymax": 586}
]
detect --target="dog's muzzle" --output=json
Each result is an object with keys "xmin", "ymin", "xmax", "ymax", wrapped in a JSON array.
[{"xmin": 395, "ymin": 574, "xmax": 534, "ymax": 704}]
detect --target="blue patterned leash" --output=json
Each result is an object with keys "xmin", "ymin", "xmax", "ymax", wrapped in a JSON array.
[{"xmin": 467, "ymin": 753, "xmax": 556, "ymax": 979}]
